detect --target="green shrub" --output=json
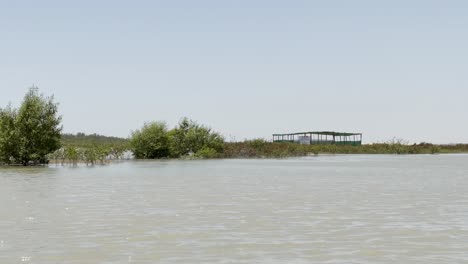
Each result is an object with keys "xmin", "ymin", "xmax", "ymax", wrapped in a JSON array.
[
  {"xmin": 130, "ymin": 121, "xmax": 170, "ymax": 159},
  {"xmin": 65, "ymin": 146, "xmax": 80, "ymax": 165},
  {"xmin": 195, "ymin": 147, "xmax": 219, "ymax": 159},
  {"xmin": 169, "ymin": 118, "xmax": 224, "ymax": 158}
]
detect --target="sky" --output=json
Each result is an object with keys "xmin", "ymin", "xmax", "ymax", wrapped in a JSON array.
[{"xmin": 1, "ymin": 0, "xmax": 467, "ymax": 143}]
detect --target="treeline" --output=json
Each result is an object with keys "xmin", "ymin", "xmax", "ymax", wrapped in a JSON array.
[
  {"xmin": 61, "ymin": 133, "xmax": 129, "ymax": 149},
  {"xmin": 1, "ymin": 87, "xmax": 225, "ymax": 165},
  {"xmin": 2, "ymin": 87, "xmax": 468, "ymax": 166},
  {"xmin": 222, "ymin": 140, "xmax": 468, "ymax": 158}
]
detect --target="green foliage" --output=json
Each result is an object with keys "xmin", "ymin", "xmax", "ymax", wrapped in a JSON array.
[
  {"xmin": 195, "ymin": 147, "xmax": 219, "ymax": 159},
  {"xmin": 0, "ymin": 105, "xmax": 20, "ymax": 164},
  {"xmin": 430, "ymin": 146, "xmax": 440, "ymax": 154},
  {"xmin": 130, "ymin": 122, "xmax": 170, "ymax": 159},
  {"xmin": 129, "ymin": 118, "xmax": 224, "ymax": 159},
  {"xmin": 249, "ymin": 138, "xmax": 268, "ymax": 149},
  {"xmin": 108, "ymin": 145, "xmax": 127, "ymax": 159},
  {"xmin": 65, "ymin": 146, "xmax": 80, "ymax": 165},
  {"xmin": 83, "ymin": 147, "xmax": 98, "ymax": 165},
  {"xmin": 0, "ymin": 87, "xmax": 62, "ymax": 165},
  {"xmin": 61, "ymin": 133, "xmax": 129, "ymax": 149},
  {"xmin": 169, "ymin": 118, "xmax": 224, "ymax": 158},
  {"xmin": 222, "ymin": 140, "xmax": 468, "ymax": 158},
  {"xmin": 167, "ymin": 118, "xmax": 191, "ymax": 157},
  {"xmin": 51, "ymin": 133, "xmax": 129, "ymax": 165}
]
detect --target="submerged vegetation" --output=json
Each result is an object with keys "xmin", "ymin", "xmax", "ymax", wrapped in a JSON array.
[
  {"xmin": 2, "ymin": 87, "xmax": 468, "ymax": 166},
  {"xmin": 48, "ymin": 133, "xmax": 130, "ymax": 165},
  {"xmin": 49, "ymin": 145, "xmax": 124, "ymax": 166}
]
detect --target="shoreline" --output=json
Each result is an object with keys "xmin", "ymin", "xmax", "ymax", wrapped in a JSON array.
[{"xmin": 3, "ymin": 152, "xmax": 468, "ymax": 167}]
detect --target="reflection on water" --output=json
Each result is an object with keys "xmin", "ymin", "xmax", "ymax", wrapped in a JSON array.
[{"xmin": 1, "ymin": 155, "xmax": 468, "ymax": 263}]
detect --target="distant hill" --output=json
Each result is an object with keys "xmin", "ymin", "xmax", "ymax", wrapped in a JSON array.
[{"xmin": 61, "ymin": 133, "xmax": 129, "ymax": 148}]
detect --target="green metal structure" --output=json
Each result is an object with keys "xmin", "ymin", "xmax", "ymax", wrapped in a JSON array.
[{"xmin": 272, "ymin": 131, "xmax": 362, "ymax": 146}]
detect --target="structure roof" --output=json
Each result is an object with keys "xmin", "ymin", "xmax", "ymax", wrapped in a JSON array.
[{"xmin": 272, "ymin": 131, "xmax": 361, "ymax": 137}]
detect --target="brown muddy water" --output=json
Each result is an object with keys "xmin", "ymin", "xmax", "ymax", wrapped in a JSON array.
[{"xmin": 1, "ymin": 155, "xmax": 468, "ymax": 263}]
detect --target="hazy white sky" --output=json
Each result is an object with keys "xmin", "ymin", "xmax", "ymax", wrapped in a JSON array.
[{"xmin": 1, "ymin": 0, "xmax": 467, "ymax": 143}]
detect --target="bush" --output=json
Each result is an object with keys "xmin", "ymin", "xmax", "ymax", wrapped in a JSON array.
[
  {"xmin": 168, "ymin": 117, "xmax": 224, "ymax": 158},
  {"xmin": 130, "ymin": 121, "xmax": 170, "ymax": 159},
  {"xmin": 83, "ymin": 147, "xmax": 98, "ymax": 165},
  {"xmin": 65, "ymin": 146, "xmax": 80, "ymax": 165},
  {"xmin": 195, "ymin": 147, "xmax": 219, "ymax": 159}
]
